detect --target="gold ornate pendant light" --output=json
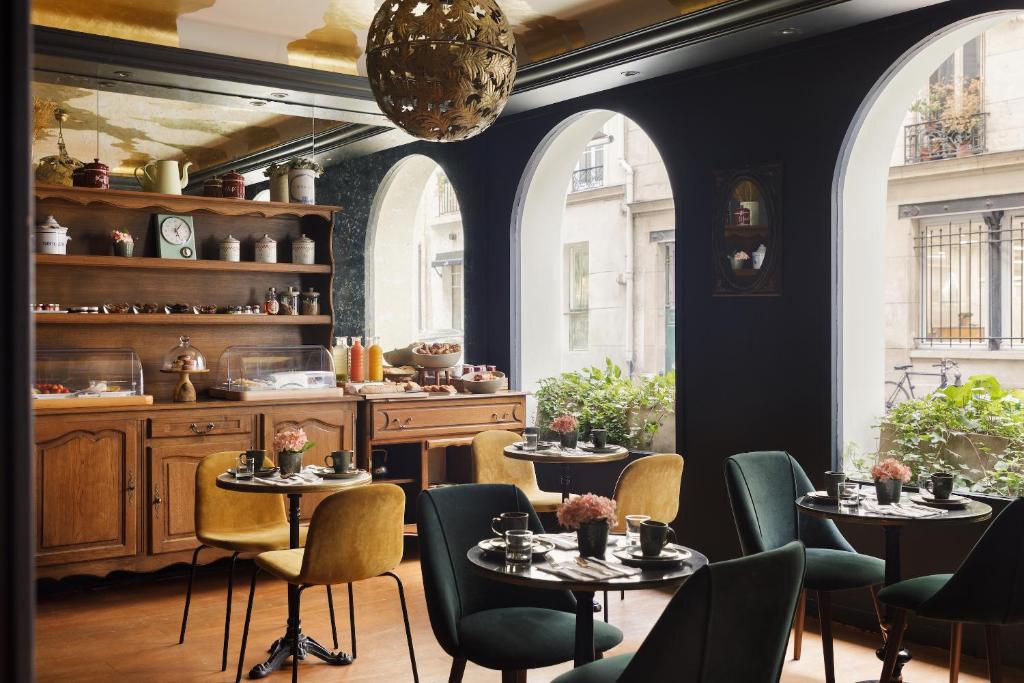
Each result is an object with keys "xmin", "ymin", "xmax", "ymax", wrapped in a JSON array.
[{"xmin": 366, "ymin": 0, "xmax": 517, "ymax": 142}]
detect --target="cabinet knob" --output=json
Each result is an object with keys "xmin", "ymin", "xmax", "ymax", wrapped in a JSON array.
[
  {"xmin": 126, "ymin": 474, "xmax": 135, "ymax": 502},
  {"xmin": 400, "ymin": 417, "xmax": 412, "ymax": 429},
  {"xmin": 189, "ymin": 422, "xmax": 216, "ymax": 434},
  {"xmin": 491, "ymin": 413, "xmax": 499, "ymax": 421}
]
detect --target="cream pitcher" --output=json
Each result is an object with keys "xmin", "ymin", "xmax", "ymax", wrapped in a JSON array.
[{"xmin": 135, "ymin": 160, "xmax": 192, "ymax": 195}]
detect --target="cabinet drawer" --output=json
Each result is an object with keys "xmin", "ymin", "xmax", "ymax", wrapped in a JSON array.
[
  {"xmin": 148, "ymin": 413, "xmax": 255, "ymax": 439},
  {"xmin": 371, "ymin": 399, "xmax": 525, "ymax": 438}
]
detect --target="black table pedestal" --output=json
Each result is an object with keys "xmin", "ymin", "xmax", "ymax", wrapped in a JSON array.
[
  {"xmin": 560, "ymin": 464, "xmax": 571, "ymax": 502},
  {"xmin": 874, "ymin": 526, "xmax": 911, "ymax": 683},
  {"xmin": 573, "ymin": 590, "xmax": 596, "ymax": 667}
]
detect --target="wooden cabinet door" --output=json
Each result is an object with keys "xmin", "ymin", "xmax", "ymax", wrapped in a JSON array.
[
  {"xmin": 148, "ymin": 433, "xmax": 256, "ymax": 554},
  {"xmin": 267, "ymin": 406, "xmax": 357, "ymax": 522},
  {"xmin": 35, "ymin": 418, "xmax": 140, "ymax": 566}
]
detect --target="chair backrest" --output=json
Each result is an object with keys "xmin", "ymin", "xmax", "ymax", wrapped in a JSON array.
[
  {"xmin": 416, "ymin": 484, "xmax": 576, "ymax": 657},
  {"xmin": 299, "ymin": 483, "xmax": 405, "ymax": 585},
  {"xmin": 921, "ymin": 498, "xmax": 1024, "ymax": 624},
  {"xmin": 611, "ymin": 453, "xmax": 684, "ymax": 533},
  {"xmin": 724, "ymin": 451, "xmax": 853, "ymax": 554},
  {"xmin": 472, "ymin": 430, "xmax": 542, "ymax": 493},
  {"xmin": 619, "ymin": 541, "xmax": 806, "ymax": 683},
  {"xmin": 195, "ymin": 451, "xmax": 287, "ymax": 537}
]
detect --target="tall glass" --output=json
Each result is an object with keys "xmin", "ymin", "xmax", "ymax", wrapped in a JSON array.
[
  {"xmin": 235, "ymin": 453, "xmax": 254, "ymax": 481},
  {"xmin": 505, "ymin": 529, "xmax": 534, "ymax": 564},
  {"xmin": 839, "ymin": 482, "xmax": 860, "ymax": 509},
  {"xmin": 525, "ymin": 432, "xmax": 539, "ymax": 451},
  {"xmin": 625, "ymin": 515, "xmax": 651, "ymax": 547}
]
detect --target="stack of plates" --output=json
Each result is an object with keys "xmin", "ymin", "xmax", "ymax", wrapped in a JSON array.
[
  {"xmin": 911, "ymin": 492, "xmax": 969, "ymax": 509},
  {"xmin": 612, "ymin": 544, "xmax": 691, "ymax": 568}
]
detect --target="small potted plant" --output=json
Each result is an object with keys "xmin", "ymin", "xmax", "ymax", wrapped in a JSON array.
[
  {"xmin": 729, "ymin": 250, "xmax": 749, "ymax": 270},
  {"xmin": 111, "ymin": 229, "xmax": 134, "ymax": 257},
  {"xmin": 273, "ymin": 427, "xmax": 316, "ymax": 476},
  {"xmin": 557, "ymin": 493, "xmax": 617, "ymax": 558},
  {"xmin": 871, "ymin": 457, "xmax": 911, "ymax": 505},
  {"xmin": 550, "ymin": 414, "xmax": 579, "ymax": 449}
]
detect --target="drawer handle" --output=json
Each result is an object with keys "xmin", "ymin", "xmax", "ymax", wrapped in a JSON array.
[
  {"xmin": 153, "ymin": 486, "xmax": 162, "ymax": 517},
  {"xmin": 189, "ymin": 422, "xmax": 216, "ymax": 435},
  {"xmin": 491, "ymin": 413, "xmax": 499, "ymax": 421},
  {"xmin": 400, "ymin": 417, "xmax": 412, "ymax": 429},
  {"xmin": 126, "ymin": 474, "xmax": 135, "ymax": 503}
]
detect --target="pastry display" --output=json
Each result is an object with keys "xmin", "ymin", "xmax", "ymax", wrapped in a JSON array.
[
  {"xmin": 33, "ymin": 348, "xmax": 151, "ymax": 407},
  {"xmin": 411, "ymin": 341, "xmax": 463, "ymax": 369},
  {"xmin": 414, "ymin": 342, "xmax": 462, "ymax": 355},
  {"xmin": 210, "ymin": 346, "xmax": 345, "ymax": 401},
  {"xmin": 34, "ymin": 382, "xmax": 71, "ymax": 395},
  {"xmin": 422, "ymin": 384, "xmax": 458, "ymax": 394}
]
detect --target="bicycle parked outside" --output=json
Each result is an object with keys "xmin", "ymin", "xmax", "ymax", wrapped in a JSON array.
[{"xmin": 885, "ymin": 359, "xmax": 962, "ymax": 412}]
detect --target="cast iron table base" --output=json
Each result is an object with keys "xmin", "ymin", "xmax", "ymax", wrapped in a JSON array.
[{"xmin": 249, "ymin": 633, "xmax": 352, "ymax": 678}]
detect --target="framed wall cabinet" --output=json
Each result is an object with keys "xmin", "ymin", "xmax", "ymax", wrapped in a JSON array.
[{"xmin": 712, "ymin": 164, "xmax": 782, "ymax": 296}]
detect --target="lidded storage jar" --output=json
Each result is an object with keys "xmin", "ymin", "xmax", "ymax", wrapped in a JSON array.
[
  {"xmin": 219, "ymin": 234, "xmax": 240, "ymax": 262},
  {"xmin": 255, "ymin": 234, "xmax": 277, "ymax": 263},
  {"xmin": 35, "ymin": 215, "xmax": 71, "ymax": 254},
  {"xmin": 292, "ymin": 234, "xmax": 315, "ymax": 265}
]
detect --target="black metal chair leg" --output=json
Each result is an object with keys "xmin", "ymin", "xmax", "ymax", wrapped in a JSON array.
[
  {"xmin": 603, "ymin": 590, "xmax": 609, "ymax": 623},
  {"xmin": 348, "ymin": 582, "xmax": 357, "ymax": 659},
  {"xmin": 620, "ymin": 590, "xmax": 624, "ymax": 601},
  {"xmin": 386, "ymin": 572, "xmax": 419, "ymax": 683},
  {"xmin": 326, "ymin": 585, "xmax": 339, "ymax": 649},
  {"xmin": 236, "ymin": 566, "xmax": 259, "ymax": 683},
  {"xmin": 222, "ymin": 551, "xmax": 240, "ymax": 671},
  {"xmin": 179, "ymin": 544, "xmax": 205, "ymax": 644}
]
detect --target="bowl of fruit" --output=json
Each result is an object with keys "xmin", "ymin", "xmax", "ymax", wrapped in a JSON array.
[
  {"xmin": 460, "ymin": 370, "xmax": 505, "ymax": 394},
  {"xmin": 411, "ymin": 342, "xmax": 462, "ymax": 369}
]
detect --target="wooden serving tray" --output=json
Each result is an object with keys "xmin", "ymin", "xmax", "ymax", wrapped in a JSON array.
[
  {"xmin": 208, "ymin": 387, "xmax": 345, "ymax": 401},
  {"xmin": 33, "ymin": 394, "xmax": 154, "ymax": 409}
]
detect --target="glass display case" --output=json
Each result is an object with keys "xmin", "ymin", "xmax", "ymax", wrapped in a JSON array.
[
  {"xmin": 209, "ymin": 345, "xmax": 342, "ymax": 400},
  {"xmin": 161, "ymin": 335, "xmax": 208, "ymax": 372},
  {"xmin": 34, "ymin": 348, "xmax": 151, "ymax": 406}
]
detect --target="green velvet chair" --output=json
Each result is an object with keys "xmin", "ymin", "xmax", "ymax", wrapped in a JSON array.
[
  {"xmin": 550, "ymin": 541, "xmax": 806, "ymax": 683},
  {"xmin": 724, "ymin": 451, "xmax": 885, "ymax": 683},
  {"xmin": 878, "ymin": 498, "xmax": 1024, "ymax": 683},
  {"xmin": 417, "ymin": 483, "xmax": 624, "ymax": 683}
]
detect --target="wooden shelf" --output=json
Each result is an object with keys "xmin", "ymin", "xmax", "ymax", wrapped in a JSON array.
[
  {"xmin": 35, "ymin": 184, "xmax": 341, "ymax": 221},
  {"xmin": 35, "ymin": 254, "xmax": 332, "ymax": 274},
  {"xmin": 34, "ymin": 314, "xmax": 332, "ymax": 325}
]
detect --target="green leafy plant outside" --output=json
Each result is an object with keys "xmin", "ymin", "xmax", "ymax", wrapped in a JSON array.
[{"xmin": 534, "ymin": 359, "xmax": 675, "ymax": 450}]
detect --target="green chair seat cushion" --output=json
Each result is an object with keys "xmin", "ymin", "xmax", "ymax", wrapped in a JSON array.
[
  {"xmin": 877, "ymin": 574, "xmax": 953, "ymax": 612},
  {"xmin": 551, "ymin": 653, "xmax": 634, "ymax": 683},
  {"xmin": 458, "ymin": 607, "xmax": 624, "ymax": 671},
  {"xmin": 805, "ymin": 548, "xmax": 885, "ymax": 591}
]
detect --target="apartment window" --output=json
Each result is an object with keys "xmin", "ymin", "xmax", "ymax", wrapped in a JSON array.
[
  {"xmin": 571, "ymin": 142, "xmax": 605, "ymax": 192},
  {"xmin": 437, "ymin": 176, "xmax": 459, "ymax": 216},
  {"xmin": 566, "ymin": 242, "xmax": 589, "ymax": 350},
  {"xmin": 448, "ymin": 263, "xmax": 464, "ymax": 331}
]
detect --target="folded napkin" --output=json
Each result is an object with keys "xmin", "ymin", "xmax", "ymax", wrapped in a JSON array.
[
  {"xmin": 539, "ymin": 533, "xmax": 578, "ymax": 550},
  {"xmin": 862, "ymin": 500, "xmax": 945, "ymax": 518},
  {"xmin": 539, "ymin": 559, "xmax": 640, "ymax": 581},
  {"xmin": 254, "ymin": 468, "xmax": 324, "ymax": 486}
]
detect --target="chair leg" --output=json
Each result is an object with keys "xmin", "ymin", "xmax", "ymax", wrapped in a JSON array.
[
  {"xmin": 869, "ymin": 584, "xmax": 885, "ymax": 632},
  {"xmin": 348, "ymin": 582, "xmax": 357, "ymax": 659},
  {"xmin": 501, "ymin": 671, "xmax": 527, "ymax": 683},
  {"xmin": 385, "ymin": 572, "xmax": 420, "ymax": 683},
  {"xmin": 950, "ymin": 622, "xmax": 963, "ymax": 683},
  {"xmin": 178, "ymin": 544, "xmax": 204, "ymax": 644},
  {"xmin": 222, "ymin": 551, "xmax": 240, "ymax": 671},
  {"xmin": 620, "ymin": 590, "xmax": 624, "ymax": 601},
  {"xmin": 236, "ymin": 566, "xmax": 259, "ymax": 683},
  {"xmin": 986, "ymin": 625, "xmax": 1003, "ymax": 683},
  {"xmin": 326, "ymin": 585, "xmax": 339, "ymax": 650},
  {"xmin": 603, "ymin": 590, "xmax": 609, "ymax": 623},
  {"xmin": 448, "ymin": 657, "xmax": 467, "ymax": 683},
  {"xmin": 792, "ymin": 588, "xmax": 806, "ymax": 661},
  {"xmin": 817, "ymin": 591, "xmax": 835, "ymax": 683},
  {"xmin": 880, "ymin": 609, "xmax": 909, "ymax": 683}
]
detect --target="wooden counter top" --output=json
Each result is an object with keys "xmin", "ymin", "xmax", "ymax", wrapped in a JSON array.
[
  {"xmin": 32, "ymin": 394, "xmax": 363, "ymax": 415},
  {"xmin": 360, "ymin": 390, "xmax": 526, "ymax": 402}
]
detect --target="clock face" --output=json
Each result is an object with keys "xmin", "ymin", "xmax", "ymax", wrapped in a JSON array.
[{"xmin": 161, "ymin": 216, "xmax": 193, "ymax": 245}]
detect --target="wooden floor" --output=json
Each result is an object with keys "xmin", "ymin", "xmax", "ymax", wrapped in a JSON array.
[{"xmin": 37, "ymin": 556, "xmax": 1024, "ymax": 683}]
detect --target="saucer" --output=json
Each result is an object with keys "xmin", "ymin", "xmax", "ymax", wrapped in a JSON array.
[
  {"xmin": 579, "ymin": 444, "xmax": 619, "ymax": 454},
  {"xmin": 227, "ymin": 466, "xmax": 278, "ymax": 477},
  {"xmin": 911, "ymin": 493, "xmax": 968, "ymax": 508},
  {"xmin": 311, "ymin": 466, "xmax": 364, "ymax": 480},
  {"xmin": 478, "ymin": 537, "xmax": 555, "ymax": 560},
  {"xmin": 612, "ymin": 544, "xmax": 691, "ymax": 568}
]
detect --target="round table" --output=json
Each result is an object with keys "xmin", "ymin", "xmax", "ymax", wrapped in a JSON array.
[
  {"xmin": 503, "ymin": 444, "xmax": 628, "ymax": 502},
  {"xmin": 467, "ymin": 539, "xmax": 707, "ymax": 667},
  {"xmin": 216, "ymin": 471, "xmax": 372, "ymax": 679},
  {"xmin": 796, "ymin": 492, "xmax": 992, "ymax": 682}
]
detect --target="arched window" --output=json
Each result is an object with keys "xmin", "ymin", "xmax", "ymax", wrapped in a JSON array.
[{"xmin": 366, "ymin": 156, "xmax": 464, "ymax": 350}]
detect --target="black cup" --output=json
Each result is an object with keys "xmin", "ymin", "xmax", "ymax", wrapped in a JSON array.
[
  {"xmin": 325, "ymin": 450, "xmax": 354, "ymax": 473},
  {"xmin": 639, "ymin": 520, "xmax": 676, "ymax": 558},
  {"xmin": 491, "ymin": 511, "xmax": 529, "ymax": 537},
  {"xmin": 245, "ymin": 449, "xmax": 266, "ymax": 472},
  {"xmin": 926, "ymin": 472, "xmax": 955, "ymax": 500},
  {"xmin": 590, "ymin": 428, "xmax": 608, "ymax": 448},
  {"xmin": 824, "ymin": 471, "xmax": 846, "ymax": 499}
]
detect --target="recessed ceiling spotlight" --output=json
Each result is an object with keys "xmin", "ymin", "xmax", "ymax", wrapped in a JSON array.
[
  {"xmin": 250, "ymin": 100, "xmax": 267, "ymax": 107},
  {"xmin": 621, "ymin": 70, "xmax": 640, "ymax": 77},
  {"xmin": 270, "ymin": 92, "xmax": 289, "ymax": 99},
  {"xmin": 776, "ymin": 27, "xmax": 802, "ymax": 37},
  {"xmin": 113, "ymin": 70, "xmax": 132, "ymax": 78}
]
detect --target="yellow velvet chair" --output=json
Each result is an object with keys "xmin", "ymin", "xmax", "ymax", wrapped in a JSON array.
[
  {"xmin": 179, "ymin": 450, "xmax": 341, "ymax": 672},
  {"xmin": 472, "ymin": 430, "xmax": 562, "ymax": 512},
  {"xmin": 235, "ymin": 483, "xmax": 418, "ymax": 683}
]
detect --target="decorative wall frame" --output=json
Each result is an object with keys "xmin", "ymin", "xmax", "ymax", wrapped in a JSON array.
[{"xmin": 712, "ymin": 163, "xmax": 782, "ymax": 296}]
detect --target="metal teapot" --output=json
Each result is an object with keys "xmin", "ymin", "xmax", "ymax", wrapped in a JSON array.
[{"xmin": 135, "ymin": 159, "xmax": 193, "ymax": 195}]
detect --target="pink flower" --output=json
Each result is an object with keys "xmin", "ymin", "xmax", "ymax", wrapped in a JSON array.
[
  {"xmin": 871, "ymin": 457, "xmax": 911, "ymax": 483},
  {"xmin": 556, "ymin": 493, "xmax": 617, "ymax": 530},
  {"xmin": 111, "ymin": 229, "xmax": 133, "ymax": 244},
  {"xmin": 549, "ymin": 414, "xmax": 578, "ymax": 434},
  {"xmin": 273, "ymin": 427, "xmax": 312, "ymax": 453}
]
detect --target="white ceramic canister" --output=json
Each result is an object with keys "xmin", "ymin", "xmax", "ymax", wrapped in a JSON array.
[
  {"xmin": 35, "ymin": 215, "xmax": 71, "ymax": 254},
  {"xmin": 255, "ymin": 234, "xmax": 277, "ymax": 264},
  {"xmin": 219, "ymin": 234, "xmax": 240, "ymax": 262},
  {"xmin": 270, "ymin": 173, "xmax": 289, "ymax": 203},
  {"xmin": 288, "ymin": 168, "xmax": 316, "ymax": 205},
  {"xmin": 292, "ymin": 234, "xmax": 315, "ymax": 265}
]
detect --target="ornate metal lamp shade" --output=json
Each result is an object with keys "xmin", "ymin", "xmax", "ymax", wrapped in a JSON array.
[{"xmin": 366, "ymin": 0, "xmax": 517, "ymax": 142}]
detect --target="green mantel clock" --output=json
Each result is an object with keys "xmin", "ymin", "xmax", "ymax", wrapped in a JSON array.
[{"xmin": 155, "ymin": 213, "xmax": 197, "ymax": 260}]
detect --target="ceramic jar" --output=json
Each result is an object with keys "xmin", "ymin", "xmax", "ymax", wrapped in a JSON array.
[
  {"xmin": 219, "ymin": 234, "xmax": 240, "ymax": 262},
  {"xmin": 255, "ymin": 234, "xmax": 277, "ymax": 263},
  {"xmin": 270, "ymin": 173, "xmax": 289, "ymax": 202},
  {"xmin": 288, "ymin": 168, "xmax": 316, "ymax": 204},
  {"xmin": 203, "ymin": 177, "xmax": 223, "ymax": 197},
  {"xmin": 35, "ymin": 215, "xmax": 71, "ymax": 254},
  {"xmin": 72, "ymin": 158, "xmax": 110, "ymax": 189},
  {"xmin": 221, "ymin": 170, "xmax": 245, "ymax": 199},
  {"xmin": 292, "ymin": 234, "xmax": 315, "ymax": 265}
]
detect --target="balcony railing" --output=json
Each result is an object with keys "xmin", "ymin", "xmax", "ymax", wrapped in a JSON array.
[
  {"xmin": 904, "ymin": 113, "xmax": 988, "ymax": 164},
  {"xmin": 571, "ymin": 166, "xmax": 604, "ymax": 192},
  {"xmin": 437, "ymin": 183, "xmax": 459, "ymax": 216}
]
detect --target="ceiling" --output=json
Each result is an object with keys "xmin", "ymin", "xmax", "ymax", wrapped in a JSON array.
[{"xmin": 31, "ymin": 0, "xmax": 732, "ymax": 75}]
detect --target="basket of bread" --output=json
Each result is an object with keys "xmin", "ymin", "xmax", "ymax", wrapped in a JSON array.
[{"xmin": 410, "ymin": 341, "xmax": 462, "ymax": 369}]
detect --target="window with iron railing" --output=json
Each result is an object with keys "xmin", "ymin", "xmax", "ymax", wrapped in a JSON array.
[
  {"xmin": 904, "ymin": 113, "xmax": 987, "ymax": 164},
  {"xmin": 571, "ymin": 143, "xmax": 606, "ymax": 192},
  {"xmin": 437, "ymin": 178, "xmax": 460, "ymax": 216}
]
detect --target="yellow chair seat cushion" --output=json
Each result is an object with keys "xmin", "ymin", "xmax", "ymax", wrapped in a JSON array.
[
  {"xmin": 527, "ymin": 489, "xmax": 566, "ymax": 513},
  {"xmin": 199, "ymin": 524, "xmax": 308, "ymax": 554},
  {"xmin": 255, "ymin": 548, "xmax": 306, "ymax": 583}
]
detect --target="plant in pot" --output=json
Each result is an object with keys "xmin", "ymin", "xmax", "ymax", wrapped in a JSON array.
[
  {"xmin": 871, "ymin": 457, "xmax": 911, "ymax": 505},
  {"xmin": 557, "ymin": 493, "xmax": 617, "ymax": 558},
  {"xmin": 111, "ymin": 229, "xmax": 134, "ymax": 257},
  {"xmin": 550, "ymin": 414, "xmax": 579, "ymax": 449},
  {"xmin": 273, "ymin": 427, "xmax": 316, "ymax": 476}
]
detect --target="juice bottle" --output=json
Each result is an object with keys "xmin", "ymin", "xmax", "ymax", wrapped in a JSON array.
[
  {"xmin": 331, "ymin": 336, "xmax": 350, "ymax": 384},
  {"xmin": 349, "ymin": 336, "xmax": 365, "ymax": 382},
  {"xmin": 368, "ymin": 336, "xmax": 383, "ymax": 382}
]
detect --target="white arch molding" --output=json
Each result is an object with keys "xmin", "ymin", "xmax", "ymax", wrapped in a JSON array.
[{"xmin": 833, "ymin": 11, "xmax": 1021, "ymax": 458}]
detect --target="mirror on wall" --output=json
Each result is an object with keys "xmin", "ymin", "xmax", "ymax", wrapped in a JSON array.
[{"xmin": 713, "ymin": 164, "xmax": 782, "ymax": 296}]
